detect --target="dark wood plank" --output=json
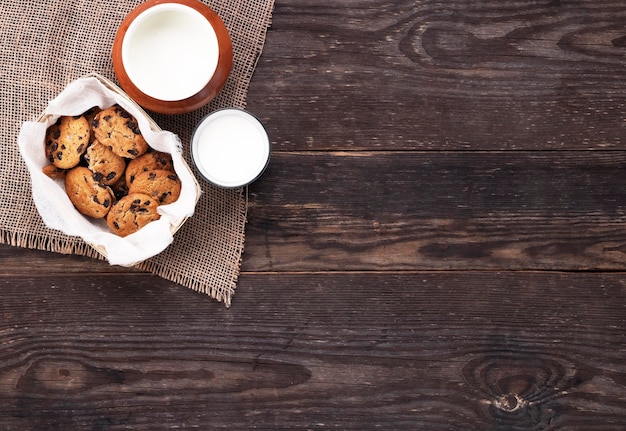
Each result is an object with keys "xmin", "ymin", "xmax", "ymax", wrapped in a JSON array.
[
  {"xmin": 247, "ymin": 0, "xmax": 626, "ymax": 151},
  {"xmin": 242, "ymin": 150, "xmax": 626, "ymax": 271},
  {"xmin": 1, "ymin": 272, "xmax": 624, "ymax": 429},
  {"xmin": 0, "ymin": 244, "xmax": 136, "ymax": 275}
]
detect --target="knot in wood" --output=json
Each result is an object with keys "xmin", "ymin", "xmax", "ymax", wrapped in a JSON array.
[{"xmin": 493, "ymin": 393, "xmax": 527, "ymax": 412}]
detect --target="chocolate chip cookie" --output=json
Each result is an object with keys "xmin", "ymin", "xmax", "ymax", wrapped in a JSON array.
[
  {"xmin": 84, "ymin": 140, "xmax": 127, "ymax": 186},
  {"xmin": 125, "ymin": 151, "xmax": 175, "ymax": 186},
  {"xmin": 64, "ymin": 166, "xmax": 113, "ymax": 219},
  {"xmin": 106, "ymin": 192, "xmax": 161, "ymax": 237},
  {"xmin": 45, "ymin": 115, "xmax": 90, "ymax": 169},
  {"xmin": 91, "ymin": 105, "xmax": 148, "ymax": 159},
  {"xmin": 128, "ymin": 169, "xmax": 182, "ymax": 205}
]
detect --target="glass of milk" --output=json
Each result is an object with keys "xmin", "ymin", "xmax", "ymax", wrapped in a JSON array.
[{"xmin": 191, "ymin": 109, "xmax": 271, "ymax": 188}]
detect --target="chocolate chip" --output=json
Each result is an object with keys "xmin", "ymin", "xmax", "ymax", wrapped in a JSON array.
[
  {"xmin": 53, "ymin": 129, "xmax": 61, "ymax": 139},
  {"xmin": 148, "ymin": 172, "xmax": 157, "ymax": 180},
  {"xmin": 129, "ymin": 175, "xmax": 135, "ymax": 183},
  {"xmin": 93, "ymin": 172, "xmax": 104, "ymax": 183},
  {"xmin": 92, "ymin": 119, "xmax": 99, "ymax": 128},
  {"xmin": 93, "ymin": 196, "xmax": 100, "ymax": 204},
  {"xmin": 113, "ymin": 221, "xmax": 120, "ymax": 229},
  {"xmin": 56, "ymin": 152, "xmax": 63, "ymax": 160},
  {"xmin": 77, "ymin": 144, "xmax": 85, "ymax": 153},
  {"xmin": 106, "ymin": 172, "xmax": 117, "ymax": 181},
  {"xmin": 119, "ymin": 109, "xmax": 131, "ymax": 119},
  {"xmin": 51, "ymin": 143, "xmax": 58, "ymax": 151},
  {"xmin": 133, "ymin": 199, "xmax": 141, "ymax": 204},
  {"xmin": 159, "ymin": 192, "xmax": 170, "ymax": 203},
  {"xmin": 167, "ymin": 174, "xmax": 178, "ymax": 181},
  {"xmin": 127, "ymin": 123, "xmax": 141, "ymax": 135},
  {"xmin": 127, "ymin": 149, "xmax": 138, "ymax": 156},
  {"xmin": 61, "ymin": 144, "xmax": 66, "ymax": 150},
  {"xmin": 103, "ymin": 199, "xmax": 110, "ymax": 208}
]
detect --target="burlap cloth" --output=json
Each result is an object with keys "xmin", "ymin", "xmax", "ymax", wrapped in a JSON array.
[{"xmin": 0, "ymin": 0, "xmax": 275, "ymax": 307}]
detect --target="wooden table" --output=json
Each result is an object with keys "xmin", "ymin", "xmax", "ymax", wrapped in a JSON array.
[{"xmin": 2, "ymin": 1, "xmax": 626, "ymax": 429}]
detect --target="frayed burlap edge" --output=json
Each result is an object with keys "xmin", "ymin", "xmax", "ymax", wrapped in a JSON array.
[{"xmin": 136, "ymin": 188, "xmax": 248, "ymax": 308}]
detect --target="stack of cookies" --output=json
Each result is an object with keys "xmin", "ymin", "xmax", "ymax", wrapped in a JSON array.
[{"xmin": 43, "ymin": 104, "xmax": 182, "ymax": 237}]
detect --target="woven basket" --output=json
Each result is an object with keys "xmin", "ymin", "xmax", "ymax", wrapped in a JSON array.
[{"xmin": 37, "ymin": 72, "xmax": 201, "ymax": 264}]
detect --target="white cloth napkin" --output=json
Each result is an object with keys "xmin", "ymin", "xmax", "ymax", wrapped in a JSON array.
[{"xmin": 17, "ymin": 75, "xmax": 200, "ymax": 266}]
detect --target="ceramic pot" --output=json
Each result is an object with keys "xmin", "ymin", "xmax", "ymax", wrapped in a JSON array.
[{"xmin": 112, "ymin": 0, "xmax": 233, "ymax": 114}]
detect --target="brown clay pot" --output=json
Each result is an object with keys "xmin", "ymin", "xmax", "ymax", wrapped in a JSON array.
[{"xmin": 112, "ymin": 0, "xmax": 233, "ymax": 114}]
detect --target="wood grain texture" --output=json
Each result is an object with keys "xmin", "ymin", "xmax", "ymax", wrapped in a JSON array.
[
  {"xmin": 242, "ymin": 151, "xmax": 626, "ymax": 271},
  {"xmin": 247, "ymin": 0, "xmax": 626, "ymax": 151},
  {"xmin": 2, "ymin": 0, "xmax": 626, "ymax": 429},
  {"xmin": 0, "ymin": 245, "xmax": 132, "ymax": 275},
  {"xmin": 1, "ymin": 272, "xmax": 625, "ymax": 430}
]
